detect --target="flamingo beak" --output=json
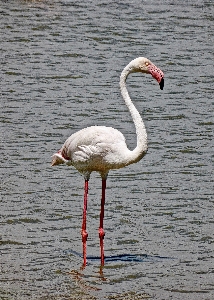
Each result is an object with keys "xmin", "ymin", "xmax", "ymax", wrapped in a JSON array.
[{"xmin": 148, "ymin": 64, "xmax": 164, "ymax": 90}]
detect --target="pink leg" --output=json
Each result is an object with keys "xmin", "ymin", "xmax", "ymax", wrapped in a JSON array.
[
  {"xmin": 81, "ymin": 180, "xmax": 89, "ymax": 267},
  {"xmin": 99, "ymin": 179, "xmax": 106, "ymax": 266}
]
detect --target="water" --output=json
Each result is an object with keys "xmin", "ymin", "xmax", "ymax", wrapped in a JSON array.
[{"xmin": 1, "ymin": 0, "xmax": 213, "ymax": 299}]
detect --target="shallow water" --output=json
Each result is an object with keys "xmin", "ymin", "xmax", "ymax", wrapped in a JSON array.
[{"xmin": 1, "ymin": 1, "xmax": 213, "ymax": 299}]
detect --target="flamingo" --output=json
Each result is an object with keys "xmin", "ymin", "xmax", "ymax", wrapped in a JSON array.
[{"xmin": 52, "ymin": 57, "xmax": 164, "ymax": 267}]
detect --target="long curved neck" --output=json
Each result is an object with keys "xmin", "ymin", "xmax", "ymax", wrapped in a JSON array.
[{"xmin": 120, "ymin": 66, "xmax": 148, "ymax": 164}]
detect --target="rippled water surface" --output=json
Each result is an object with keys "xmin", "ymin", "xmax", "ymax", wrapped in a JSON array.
[{"xmin": 1, "ymin": 1, "xmax": 213, "ymax": 299}]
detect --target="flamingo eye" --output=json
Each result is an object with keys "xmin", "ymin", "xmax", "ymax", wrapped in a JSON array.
[{"xmin": 145, "ymin": 62, "xmax": 149, "ymax": 66}]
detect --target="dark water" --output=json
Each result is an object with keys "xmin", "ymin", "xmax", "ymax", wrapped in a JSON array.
[{"xmin": 1, "ymin": 0, "xmax": 213, "ymax": 299}]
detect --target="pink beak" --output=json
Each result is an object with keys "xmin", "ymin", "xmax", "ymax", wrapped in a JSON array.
[{"xmin": 148, "ymin": 64, "xmax": 164, "ymax": 90}]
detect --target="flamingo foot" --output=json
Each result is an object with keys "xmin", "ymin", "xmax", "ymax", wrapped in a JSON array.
[
  {"xmin": 99, "ymin": 227, "xmax": 105, "ymax": 266},
  {"xmin": 81, "ymin": 229, "xmax": 88, "ymax": 266}
]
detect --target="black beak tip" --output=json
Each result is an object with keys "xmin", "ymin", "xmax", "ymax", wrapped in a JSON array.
[{"xmin": 159, "ymin": 78, "xmax": 164, "ymax": 90}]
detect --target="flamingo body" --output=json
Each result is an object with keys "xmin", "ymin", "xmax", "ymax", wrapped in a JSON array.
[{"xmin": 52, "ymin": 125, "xmax": 145, "ymax": 179}]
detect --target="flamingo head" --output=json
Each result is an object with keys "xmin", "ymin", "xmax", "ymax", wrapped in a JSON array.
[{"xmin": 129, "ymin": 57, "xmax": 164, "ymax": 90}]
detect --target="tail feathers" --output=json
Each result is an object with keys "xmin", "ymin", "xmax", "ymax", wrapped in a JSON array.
[{"xmin": 51, "ymin": 152, "xmax": 68, "ymax": 166}]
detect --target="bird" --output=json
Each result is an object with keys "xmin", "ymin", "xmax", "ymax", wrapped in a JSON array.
[{"xmin": 51, "ymin": 57, "xmax": 164, "ymax": 267}]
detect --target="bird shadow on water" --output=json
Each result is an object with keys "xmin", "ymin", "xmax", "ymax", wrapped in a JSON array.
[{"xmin": 64, "ymin": 249, "xmax": 174, "ymax": 264}]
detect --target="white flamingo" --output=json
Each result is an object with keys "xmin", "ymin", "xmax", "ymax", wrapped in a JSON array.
[{"xmin": 52, "ymin": 57, "xmax": 164, "ymax": 266}]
